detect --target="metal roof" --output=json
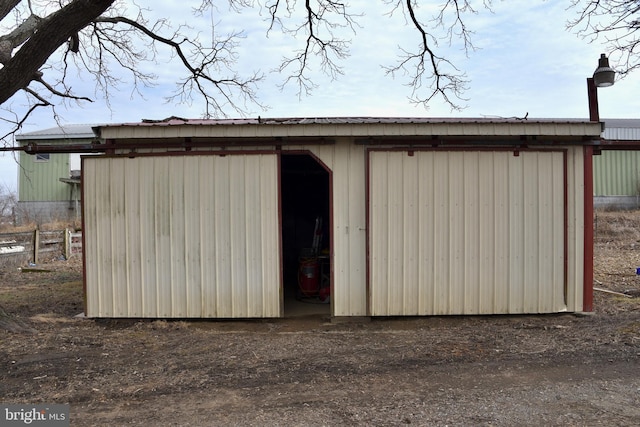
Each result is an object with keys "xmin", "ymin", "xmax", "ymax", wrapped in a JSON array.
[
  {"xmin": 114, "ymin": 116, "xmax": 596, "ymax": 127},
  {"xmin": 95, "ymin": 116, "xmax": 602, "ymax": 141},
  {"xmin": 16, "ymin": 124, "xmax": 99, "ymax": 141},
  {"xmin": 602, "ymin": 119, "xmax": 640, "ymax": 141}
]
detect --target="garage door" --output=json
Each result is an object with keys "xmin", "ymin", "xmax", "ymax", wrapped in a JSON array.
[
  {"xmin": 83, "ymin": 154, "xmax": 281, "ymax": 318},
  {"xmin": 369, "ymin": 150, "xmax": 566, "ymax": 315}
]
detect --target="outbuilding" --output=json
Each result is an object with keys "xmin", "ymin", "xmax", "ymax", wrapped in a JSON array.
[
  {"xmin": 83, "ymin": 117, "xmax": 602, "ymax": 318},
  {"xmin": 593, "ymin": 119, "xmax": 640, "ymax": 209},
  {"xmin": 15, "ymin": 125, "xmax": 98, "ymax": 223}
]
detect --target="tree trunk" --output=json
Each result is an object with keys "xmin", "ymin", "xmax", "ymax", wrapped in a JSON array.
[{"xmin": 0, "ymin": 0, "xmax": 115, "ymax": 105}]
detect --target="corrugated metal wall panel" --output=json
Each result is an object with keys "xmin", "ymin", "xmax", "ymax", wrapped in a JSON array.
[
  {"xmin": 593, "ymin": 150, "xmax": 640, "ymax": 196},
  {"xmin": 566, "ymin": 148, "xmax": 584, "ymax": 312},
  {"xmin": 110, "ymin": 142, "xmax": 369, "ymax": 318},
  {"xmin": 84, "ymin": 155, "xmax": 281, "ymax": 318},
  {"xmin": 602, "ymin": 126, "xmax": 640, "ymax": 141},
  {"xmin": 369, "ymin": 151, "xmax": 567, "ymax": 316},
  {"xmin": 18, "ymin": 152, "xmax": 69, "ymax": 201},
  {"xmin": 326, "ymin": 142, "xmax": 367, "ymax": 316}
]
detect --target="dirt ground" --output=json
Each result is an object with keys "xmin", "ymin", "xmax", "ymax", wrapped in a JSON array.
[{"xmin": 1, "ymin": 211, "xmax": 640, "ymax": 426}]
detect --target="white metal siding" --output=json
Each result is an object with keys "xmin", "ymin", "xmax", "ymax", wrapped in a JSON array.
[
  {"xmin": 109, "ymin": 142, "xmax": 371, "ymax": 318},
  {"xmin": 98, "ymin": 120, "xmax": 602, "ymax": 141},
  {"xmin": 565, "ymin": 147, "xmax": 584, "ymax": 312},
  {"xmin": 602, "ymin": 124, "xmax": 640, "ymax": 141},
  {"xmin": 83, "ymin": 154, "xmax": 281, "ymax": 318},
  {"xmin": 369, "ymin": 151, "xmax": 567, "ymax": 315}
]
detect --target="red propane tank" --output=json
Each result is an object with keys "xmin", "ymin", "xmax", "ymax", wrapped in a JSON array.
[{"xmin": 298, "ymin": 258, "xmax": 319, "ymax": 296}]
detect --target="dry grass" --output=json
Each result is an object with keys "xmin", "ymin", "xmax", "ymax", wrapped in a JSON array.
[
  {"xmin": 595, "ymin": 209, "xmax": 640, "ymax": 244},
  {"xmin": 593, "ymin": 209, "xmax": 640, "ymax": 311},
  {"xmin": 0, "ymin": 219, "xmax": 81, "ymax": 233}
]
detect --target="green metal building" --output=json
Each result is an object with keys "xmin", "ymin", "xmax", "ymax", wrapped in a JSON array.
[
  {"xmin": 594, "ymin": 119, "xmax": 640, "ymax": 209},
  {"xmin": 16, "ymin": 125, "xmax": 97, "ymax": 224}
]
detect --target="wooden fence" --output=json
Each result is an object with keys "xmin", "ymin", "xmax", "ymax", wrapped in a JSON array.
[{"xmin": 0, "ymin": 229, "xmax": 82, "ymax": 268}]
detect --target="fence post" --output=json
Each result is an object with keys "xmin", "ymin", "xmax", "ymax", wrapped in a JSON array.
[
  {"xmin": 33, "ymin": 229, "xmax": 40, "ymax": 264},
  {"xmin": 64, "ymin": 228, "xmax": 70, "ymax": 260}
]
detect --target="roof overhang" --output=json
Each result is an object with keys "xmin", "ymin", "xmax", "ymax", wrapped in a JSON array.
[
  {"xmin": 59, "ymin": 178, "xmax": 81, "ymax": 185},
  {"xmin": 94, "ymin": 117, "xmax": 603, "ymax": 146},
  {"xmin": 16, "ymin": 124, "xmax": 100, "ymax": 141}
]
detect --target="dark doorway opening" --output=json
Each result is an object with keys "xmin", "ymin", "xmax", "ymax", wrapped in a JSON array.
[{"xmin": 281, "ymin": 153, "xmax": 331, "ymax": 316}]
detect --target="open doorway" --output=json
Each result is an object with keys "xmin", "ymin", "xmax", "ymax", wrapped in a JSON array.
[{"xmin": 281, "ymin": 153, "xmax": 331, "ymax": 317}]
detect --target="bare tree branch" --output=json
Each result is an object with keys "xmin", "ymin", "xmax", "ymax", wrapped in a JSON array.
[
  {"xmin": 91, "ymin": 14, "xmax": 265, "ymax": 117},
  {"xmin": 0, "ymin": 100, "xmax": 51, "ymax": 141},
  {"xmin": 266, "ymin": 0, "xmax": 360, "ymax": 97},
  {"xmin": 0, "ymin": 0, "xmax": 115, "ymax": 105},
  {"xmin": 0, "ymin": 0, "xmax": 269, "ymax": 143},
  {"xmin": 568, "ymin": 0, "xmax": 640, "ymax": 77},
  {"xmin": 33, "ymin": 75, "xmax": 93, "ymax": 103},
  {"xmin": 382, "ymin": 0, "xmax": 488, "ymax": 110},
  {"xmin": 0, "ymin": 181, "xmax": 18, "ymax": 228},
  {"xmin": 0, "ymin": 14, "xmax": 43, "ymax": 64},
  {"xmin": 0, "ymin": 0, "xmax": 552, "ymax": 145}
]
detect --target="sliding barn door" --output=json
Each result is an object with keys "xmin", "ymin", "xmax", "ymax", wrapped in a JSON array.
[
  {"xmin": 369, "ymin": 150, "xmax": 566, "ymax": 315},
  {"xmin": 83, "ymin": 154, "xmax": 281, "ymax": 318}
]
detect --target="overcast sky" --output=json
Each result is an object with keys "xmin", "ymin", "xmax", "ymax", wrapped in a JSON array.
[{"xmin": 1, "ymin": 0, "xmax": 639, "ymax": 192}]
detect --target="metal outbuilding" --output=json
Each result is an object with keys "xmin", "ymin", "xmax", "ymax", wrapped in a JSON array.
[
  {"xmin": 593, "ymin": 119, "xmax": 640, "ymax": 209},
  {"xmin": 15, "ymin": 125, "xmax": 99, "ymax": 223},
  {"xmin": 82, "ymin": 117, "xmax": 602, "ymax": 318}
]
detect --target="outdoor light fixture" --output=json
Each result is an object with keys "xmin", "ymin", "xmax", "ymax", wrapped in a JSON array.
[
  {"xmin": 593, "ymin": 53, "xmax": 615, "ymax": 87},
  {"xmin": 584, "ymin": 54, "xmax": 616, "ymax": 314},
  {"xmin": 587, "ymin": 53, "xmax": 615, "ymax": 122}
]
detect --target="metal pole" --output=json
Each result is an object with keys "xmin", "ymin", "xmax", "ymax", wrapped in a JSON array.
[{"xmin": 587, "ymin": 77, "xmax": 599, "ymax": 122}]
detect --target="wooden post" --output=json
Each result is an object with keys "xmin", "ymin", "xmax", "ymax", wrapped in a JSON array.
[
  {"xmin": 33, "ymin": 229, "xmax": 40, "ymax": 264},
  {"xmin": 64, "ymin": 228, "xmax": 70, "ymax": 260}
]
